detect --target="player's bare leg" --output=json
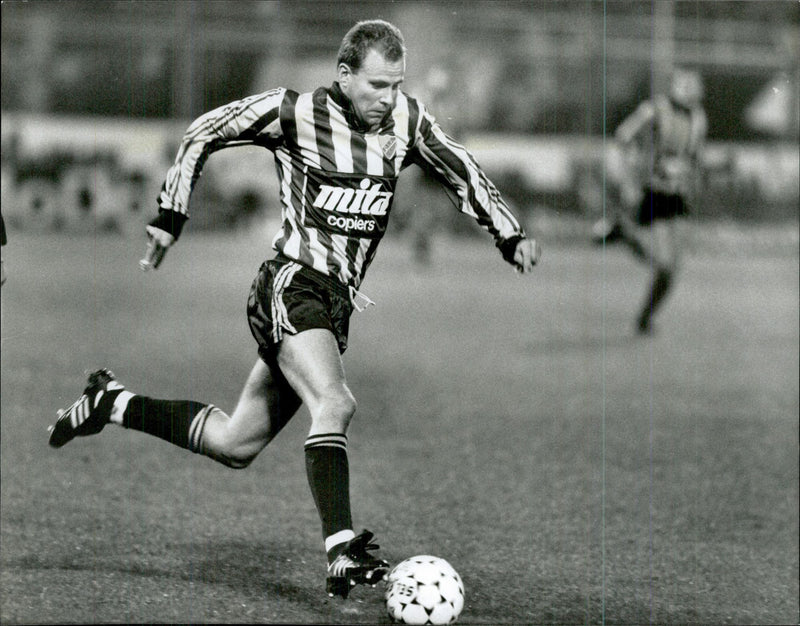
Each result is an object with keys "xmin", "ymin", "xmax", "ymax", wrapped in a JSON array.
[
  {"xmin": 276, "ymin": 328, "xmax": 355, "ymax": 436},
  {"xmin": 593, "ymin": 212, "xmax": 648, "ymax": 259},
  {"xmin": 633, "ymin": 219, "xmax": 681, "ymax": 334},
  {"xmin": 275, "ymin": 328, "xmax": 388, "ymax": 597},
  {"xmin": 198, "ymin": 358, "xmax": 302, "ymax": 467}
]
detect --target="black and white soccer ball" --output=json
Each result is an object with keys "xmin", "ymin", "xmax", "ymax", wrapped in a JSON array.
[{"xmin": 385, "ymin": 555, "xmax": 465, "ymax": 625}]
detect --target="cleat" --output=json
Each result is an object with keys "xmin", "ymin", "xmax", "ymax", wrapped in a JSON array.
[
  {"xmin": 326, "ymin": 577, "xmax": 350, "ymax": 599},
  {"xmin": 636, "ymin": 317, "xmax": 654, "ymax": 336},
  {"xmin": 592, "ymin": 218, "xmax": 623, "ymax": 246},
  {"xmin": 48, "ymin": 369, "xmax": 123, "ymax": 448},
  {"xmin": 325, "ymin": 529, "xmax": 390, "ymax": 599}
]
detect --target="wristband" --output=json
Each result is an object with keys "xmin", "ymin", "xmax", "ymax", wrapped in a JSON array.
[
  {"xmin": 498, "ymin": 235, "xmax": 525, "ymax": 265},
  {"xmin": 149, "ymin": 209, "xmax": 188, "ymax": 240}
]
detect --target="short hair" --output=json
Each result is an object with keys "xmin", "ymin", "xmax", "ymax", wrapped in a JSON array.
[{"xmin": 337, "ymin": 20, "xmax": 406, "ymax": 71}]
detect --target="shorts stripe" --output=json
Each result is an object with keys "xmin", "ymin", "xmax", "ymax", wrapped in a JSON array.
[
  {"xmin": 247, "ymin": 257, "xmax": 353, "ymax": 360},
  {"xmin": 270, "ymin": 262, "xmax": 302, "ymax": 344}
]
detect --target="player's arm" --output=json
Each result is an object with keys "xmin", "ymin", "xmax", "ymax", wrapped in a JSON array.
[
  {"xmin": 408, "ymin": 101, "xmax": 540, "ymax": 273},
  {"xmin": 610, "ymin": 100, "xmax": 657, "ymax": 196},
  {"xmin": 141, "ymin": 88, "xmax": 286, "ymax": 271},
  {"xmin": 615, "ymin": 99, "xmax": 656, "ymax": 148}
]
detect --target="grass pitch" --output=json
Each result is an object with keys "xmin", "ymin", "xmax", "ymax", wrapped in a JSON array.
[{"xmin": 1, "ymin": 228, "xmax": 798, "ymax": 624}]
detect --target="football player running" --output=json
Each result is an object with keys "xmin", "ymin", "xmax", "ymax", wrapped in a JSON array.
[
  {"xmin": 49, "ymin": 20, "xmax": 541, "ymax": 598},
  {"xmin": 593, "ymin": 68, "xmax": 707, "ymax": 334},
  {"xmin": 1, "ymin": 214, "xmax": 7, "ymax": 286}
]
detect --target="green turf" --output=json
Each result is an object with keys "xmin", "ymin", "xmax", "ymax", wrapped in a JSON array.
[{"xmin": 1, "ymin": 229, "xmax": 798, "ymax": 624}]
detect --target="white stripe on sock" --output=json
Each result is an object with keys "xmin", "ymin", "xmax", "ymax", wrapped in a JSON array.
[
  {"xmin": 110, "ymin": 391, "xmax": 135, "ymax": 425},
  {"xmin": 188, "ymin": 405, "xmax": 214, "ymax": 453},
  {"xmin": 325, "ymin": 529, "xmax": 355, "ymax": 554}
]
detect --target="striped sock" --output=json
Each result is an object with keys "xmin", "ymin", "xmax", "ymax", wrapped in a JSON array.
[
  {"xmin": 304, "ymin": 433, "xmax": 353, "ymax": 559},
  {"xmin": 121, "ymin": 396, "xmax": 214, "ymax": 453}
]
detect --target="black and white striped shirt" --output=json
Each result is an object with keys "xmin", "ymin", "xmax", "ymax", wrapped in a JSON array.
[
  {"xmin": 615, "ymin": 94, "xmax": 707, "ymax": 197},
  {"xmin": 158, "ymin": 82, "xmax": 525, "ymax": 288}
]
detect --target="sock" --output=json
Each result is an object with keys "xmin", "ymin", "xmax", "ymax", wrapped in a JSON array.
[
  {"xmin": 118, "ymin": 394, "xmax": 214, "ymax": 454},
  {"xmin": 639, "ymin": 268, "xmax": 673, "ymax": 328},
  {"xmin": 109, "ymin": 391, "xmax": 134, "ymax": 424},
  {"xmin": 325, "ymin": 529, "xmax": 356, "ymax": 560},
  {"xmin": 304, "ymin": 433, "xmax": 353, "ymax": 561}
]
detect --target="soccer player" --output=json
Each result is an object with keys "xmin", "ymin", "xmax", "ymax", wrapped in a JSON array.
[
  {"xmin": 1, "ymin": 213, "xmax": 7, "ymax": 287},
  {"xmin": 593, "ymin": 68, "xmax": 707, "ymax": 334},
  {"xmin": 48, "ymin": 20, "xmax": 541, "ymax": 598}
]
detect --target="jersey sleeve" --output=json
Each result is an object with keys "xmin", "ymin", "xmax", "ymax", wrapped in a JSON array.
[
  {"xmin": 157, "ymin": 88, "xmax": 287, "ymax": 225},
  {"xmin": 615, "ymin": 99, "xmax": 657, "ymax": 146},
  {"xmin": 407, "ymin": 101, "xmax": 526, "ymax": 254}
]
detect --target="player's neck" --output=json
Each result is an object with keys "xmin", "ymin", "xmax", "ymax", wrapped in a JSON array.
[{"xmin": 329, "ymin": 81, "xmax": 371, "ymax": 132}]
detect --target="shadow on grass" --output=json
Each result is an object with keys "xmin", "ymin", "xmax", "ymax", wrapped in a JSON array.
[
  {"xmin": 11, "ymin": 539, "xmax": 319, "ymax": 601},
  {"xmin": 524, "ymin": 332, "xmax": 639, "ymax": 354},
  {"xmin": 7, "ymin": 539, "xmax": 391, "ymax": 623}
]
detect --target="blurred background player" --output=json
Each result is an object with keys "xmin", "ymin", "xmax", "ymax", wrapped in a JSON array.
[
  {"xmin": 593, "ymin": 68, "xmax": 707, "ymax": 334},
  {"xmin": 1, "ymin": 214, "xmax": 7, "ymax": 286},
  {"xmin": 47, "ymin": 19, "xmax": 540, "ymax": 599}
]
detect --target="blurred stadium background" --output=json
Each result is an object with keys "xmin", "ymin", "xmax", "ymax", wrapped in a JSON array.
[{"xmin": 1, "ymin": 0, "xmax": 798, "ymax": 242}]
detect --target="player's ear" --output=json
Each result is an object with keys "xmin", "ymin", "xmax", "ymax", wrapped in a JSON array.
[{"xmin": 338, "ymin": 63, "xmax": 353, "ymax": 89}]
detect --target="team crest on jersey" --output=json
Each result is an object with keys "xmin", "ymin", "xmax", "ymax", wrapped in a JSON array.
[{"xmin": 379, "ymin": 134, "xmax": 397, "ymax": 159}]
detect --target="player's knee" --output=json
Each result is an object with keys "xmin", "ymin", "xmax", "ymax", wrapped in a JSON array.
[
  {"xmin": 313, "ymin": 385, "xmax": 357, "ymax": 429},
  {"xmin": 209, "ymin": 443, "xmax": 259, "ymax": 469},
  {"xmin": 204, "ymin": 429, "xmax": 266, "ymax": 469},
  {"xmin": 326, "ymin": 389, "xmax": 356, "ymax": 423},
  {"xmin": 224, "ymin": 454, "xmax": 255, "ymax": 469}
]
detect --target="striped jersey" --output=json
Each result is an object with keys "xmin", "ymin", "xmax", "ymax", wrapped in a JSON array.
[
  {"xmin": 616, "ymin": 94, "xmax": 707, "ymax": 197},
  {"xmin": 158, "ymin": 83, "xmax": 525, "ymax": 289}
]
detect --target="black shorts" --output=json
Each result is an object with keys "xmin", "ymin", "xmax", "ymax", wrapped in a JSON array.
[
  {"xmin": 247, "ymin": 256, "xmax": 353, "ymax": 363},
  {"xmin": 636, "ymin": 190, "xmax": 688, "ymax": 226}
]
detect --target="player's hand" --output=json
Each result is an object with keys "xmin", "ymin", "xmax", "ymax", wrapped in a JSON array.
[
  {"xmin": 513, "ymin": 238, "xmax": 541, "ymax": 274},
  {"xmin": 139, "ymin": 225, "xmax": 175, "ymax": 271}
]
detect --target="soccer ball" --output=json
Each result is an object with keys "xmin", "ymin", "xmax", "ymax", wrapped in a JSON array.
[{"xmin": 385, "ymin": 555, "xmax": 465, "ymax": 625}]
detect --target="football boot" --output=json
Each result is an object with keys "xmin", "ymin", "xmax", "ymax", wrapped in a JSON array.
[
  {"xmin": 636, "ymin": 314, "xmax": 654, "ymax": 336},
  {"xmin": 48, "ymin": 368, "xmax": 123, "ymax": 448},
  {"xmin": 326, "ymin": 529, "xmax": 390, "ymax": 599}
]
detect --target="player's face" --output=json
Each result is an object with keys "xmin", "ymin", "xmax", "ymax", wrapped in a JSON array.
[
  {"xmin": 670, "ymin": 70, "xmax": 702, "ymax": 107},
  {"xmin": 339, "ymin": 47, "xmax": 405, "ymax": 131}
]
